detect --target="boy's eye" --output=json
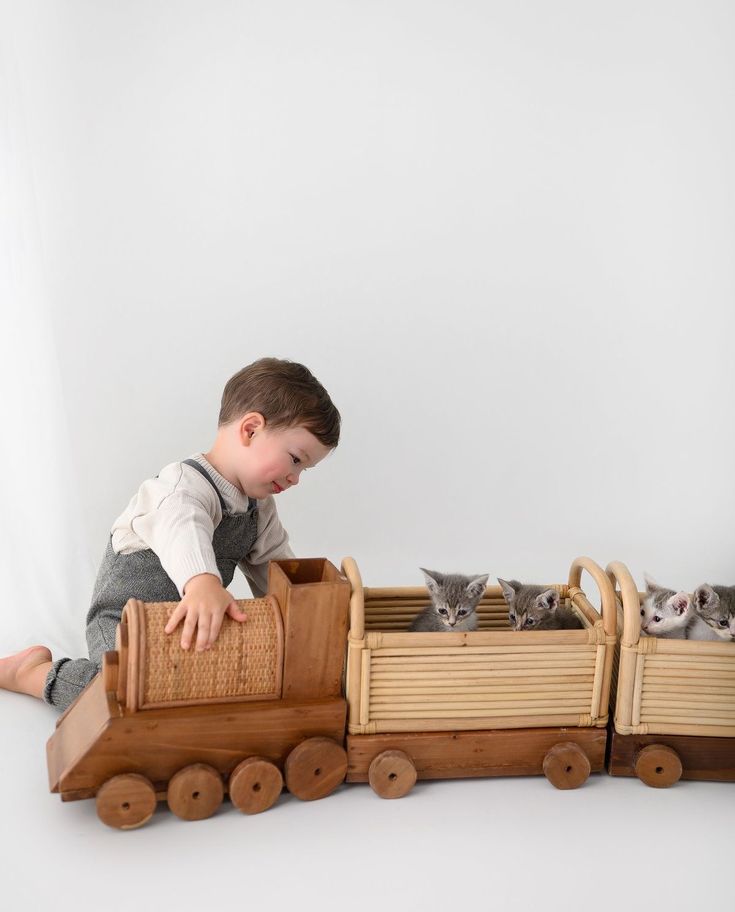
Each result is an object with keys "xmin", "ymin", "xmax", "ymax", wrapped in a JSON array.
[{"xmin": 290, "ymin": 455, "xmax": 301, "ymax": 465}]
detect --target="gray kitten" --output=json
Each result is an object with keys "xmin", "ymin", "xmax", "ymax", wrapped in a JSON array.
[
  {"xmin": 639, "ymin": 577, "xmax": 693, "ymax": 639},
  {"xmin": 688, "ymin": 584, "xmax": 735, "ymax": 641},
  {"xmin": 498, "ymin": 579, "xmax": 583, "ymax": 631},
  {"xmin": 409, "ymin": 569, "xmax": 489, "ymax": 632}
]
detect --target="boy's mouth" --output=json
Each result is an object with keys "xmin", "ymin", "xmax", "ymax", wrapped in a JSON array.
[{"xmin": 272, "ymin": 482, "xmax": 283, "ymax": 494}]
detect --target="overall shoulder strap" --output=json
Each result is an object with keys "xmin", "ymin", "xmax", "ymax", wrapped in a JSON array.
[{"xmin": 182, "ymin": 458, "xmax": 227, "ymax": 513}]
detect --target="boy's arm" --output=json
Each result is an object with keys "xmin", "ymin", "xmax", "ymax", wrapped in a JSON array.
[
  {"xmin": 238, "ymin": 495, "xmax": 295, "ymax": 598},
  {"xmin": 115, "ymin": 463, "xmax": 245, "ymax": 650},
  {"xmin": 121, "ymin": 488, "xmax": 222, "ymax": 596}
]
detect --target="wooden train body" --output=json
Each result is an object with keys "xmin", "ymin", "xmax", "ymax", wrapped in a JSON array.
[{"xmin": 46, "ymin": 556, "xmax": 734, "ymax": 827}]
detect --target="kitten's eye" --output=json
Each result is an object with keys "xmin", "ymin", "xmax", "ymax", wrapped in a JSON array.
[
  {"xmin": 509, "ymin": 613, "xmax": 516, "ymax": 623},
  {"xmin": 653, "ymin": 615, "xmax": 662, "ymax": 623},
  {"xmin": 640, "ymin": 609, "xmax": 644, "ymax": 617},
  {"xmin": 526, "ymin": 618, "xmax": 535, "ymax": 627},
  {"xmin": 719, "ymin": 619, "xmax": 728, "ymax": 627},
  {"xmin": 439, "ymin": 608, "xmax": 448, "ymax": 616},
  {"xmin": 458, "ymin": 609, "xmax": 467, "ymax": 617}
]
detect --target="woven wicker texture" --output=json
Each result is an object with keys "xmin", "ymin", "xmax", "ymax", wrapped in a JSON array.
[{"xmin": 134, "ymin": 597, "xmax": 282, "ymax": 707}]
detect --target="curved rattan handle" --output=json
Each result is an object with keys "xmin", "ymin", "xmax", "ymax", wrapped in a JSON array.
[
  {"xmin": 605, "ymin": 560, "xmax": 640, "ymax": 647},
  {"xmin": 340, "ymin": 556, "xmax": 364, "ymax": 639},
  {"xmin": 568, "ymin": 556, "xmax": 616, "ymax": 637}
]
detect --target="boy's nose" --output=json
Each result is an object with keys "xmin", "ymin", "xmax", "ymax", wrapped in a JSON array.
[{"xmin": 286, "ymin": 472, "xmax": 299, "ymax": 486}]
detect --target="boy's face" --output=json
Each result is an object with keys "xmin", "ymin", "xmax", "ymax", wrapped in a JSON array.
[{"xmin": 237, "ymin": 419, "xmax": 332, "ymax": 499}]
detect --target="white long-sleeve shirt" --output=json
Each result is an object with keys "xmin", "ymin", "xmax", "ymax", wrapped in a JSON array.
[{"xmin": 110, "ymin": 453, "xmax": 294, "ymax": 598}]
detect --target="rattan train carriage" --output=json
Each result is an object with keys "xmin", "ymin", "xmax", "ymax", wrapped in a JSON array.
[
  {"xmin": 606, "ymin": 561, "xmax": 735, "ymax": 786},
  {"xmin": 340, "ymin": 555, "xmax": 617, "ymax": 795},
  {"xmin": 47, "ymin": 559, "xmax": 350, "ymax": 828}
]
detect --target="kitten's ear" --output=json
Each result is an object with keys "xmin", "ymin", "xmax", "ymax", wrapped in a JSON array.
[
  {"xmin": 694, "ymin": 584, "xmax": 718, "ymax": 612},
  {"xmin": 537, "ymin": 589, "xmax": 560, "ymax": 612},
  {"xmin": 498, "ymin": 578, "xmax": 518, "ymax": 604},
  {"xmin": 644, "ymin": 575, "xmax": 662, "ymax": 593},
  {"xmin": 669, "ymin": 592, "xmax": 692, "ymax": 616},
  {"xmin": 420, "ymin": 568, "xmax": 443, "ymax": 592},
  {"xmin": 466, "ymin": 574, "xmax": 489, "ymax": 600}
]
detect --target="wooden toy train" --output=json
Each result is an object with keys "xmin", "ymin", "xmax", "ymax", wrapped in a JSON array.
[{"xmin": 46, "ymin": 556, "xmax": 735, "ymax": 828}]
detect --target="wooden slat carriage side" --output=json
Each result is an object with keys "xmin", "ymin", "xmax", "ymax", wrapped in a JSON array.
[
  {"xmin": 606, "ymin": 560, "xmax": 735, "ymax": 786},
  {"xmin": 342, "ymin": 556, "xmax": 617, "ymax": 794}
]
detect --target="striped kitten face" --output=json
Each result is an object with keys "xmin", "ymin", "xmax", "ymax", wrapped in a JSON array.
[
  {"xmin": 420, "ymin": 569, "xmax": 488, "ymax": 629},
  {"xmin": 498, "ymin": 579, "xmax": 559, "ymax": 631},
  {"xmin": 693, "ymin": 584, "xmax": 735, "ymax": 640},
  {"xmin": 640, "ymin": 579, "xmax": 693, "ymax": 637}
]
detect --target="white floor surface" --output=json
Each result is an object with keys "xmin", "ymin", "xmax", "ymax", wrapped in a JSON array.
[{"xmin": 2, "ymin": 692, "xmax": 731, "ymax": 912}]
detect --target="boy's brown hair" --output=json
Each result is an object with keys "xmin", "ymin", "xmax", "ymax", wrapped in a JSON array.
[{"xmin": 219, "ymin": 358, "xmax": 341, "ymax": 448}]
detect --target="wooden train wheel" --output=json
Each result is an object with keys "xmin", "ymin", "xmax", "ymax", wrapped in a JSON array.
[
  {"xmin": 368, "ymin": 749, "xmax": 417, "ymax": 799},
  {"xmin": 634, "ymin": 744, "xmax": 682, "ymax": 788},
  {"xmin": 167, "ymin": 763, "xmax": 224, "ymax": 820},
  {"xmin": 542, "ymin": 741, "xmax": 591, "ymax": 789},
  {"xmin": 229, "ymin": 757, "xmax": 283, "ymax": 814},
  {"xmin": 284, "ymin": 736, "xmax": 347, "ymax": 800},
  {"xmin": 96, "ymin": 774, "xmax": 157, "ymax": 829}
]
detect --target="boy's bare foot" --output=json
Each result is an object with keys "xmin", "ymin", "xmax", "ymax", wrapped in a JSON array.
[{"xmin": 0, "ymin": 645, "xmax": 53, "ymax": 699}]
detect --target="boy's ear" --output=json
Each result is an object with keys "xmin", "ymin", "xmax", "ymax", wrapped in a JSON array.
[{"xmin": 239, "ymin": 412, "xmax": 266, "ymax": 442}]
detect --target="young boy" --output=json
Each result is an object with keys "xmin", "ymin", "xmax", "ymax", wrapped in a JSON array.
[{"xmin": 0, "ymin": 357, "xmax": 340, "ymax": 711}]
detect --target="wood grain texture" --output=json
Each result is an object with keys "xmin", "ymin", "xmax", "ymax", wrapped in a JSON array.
[
  {"xmin": 166, "ymin": 763, "xmax": 224, "ymax": 820},
  {"xmin": 229, "ymin": 757, "xmax": 283, "ymax": 814},
  {"xmin": 47, "ymin": 674, "xmax": 117, "ymax": 794},
  {"xmin": 95, "ymin": 773, "xmax": 157, "ymax": 829},
  {"xmin": 346, "ymin": 727, "xmax": 606, "ymax": 782},
  {"xmin": 608, "ymin": 729, "xmax": 735, "ymax": 782},
  {"xmin": 269, "ymin": 560, "xmax": 350, "ymax": 700},
  {"xmin": 367, "ymin": 749, "xmax": 417, "ymax": 798},
  {"xmin": 49, "ymin": 691, "xmax": 346, "ymax": 801},
  {"xmin": 633, "ymin": 745, "xmax": 682, "ymax": 788},
  {"xmin": 542, "ymin": 741, "xmax": 591, "ymax": 789},
  {"xmin": 284, "ymin": 737, "xmax": 348, "ymax": 800}
]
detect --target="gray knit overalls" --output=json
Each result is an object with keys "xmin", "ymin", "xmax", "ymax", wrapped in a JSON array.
[{"xmin": 43, "ymin": 460, "xmax": 260, "ymax": 711}]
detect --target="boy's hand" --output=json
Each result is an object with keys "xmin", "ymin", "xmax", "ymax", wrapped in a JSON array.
[{"xmin": 164, "ymin": 573, "xmax": 248, "ymax": 652}]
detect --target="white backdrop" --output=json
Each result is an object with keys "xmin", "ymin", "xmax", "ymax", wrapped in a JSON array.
[{"xmin": 1, "ymin": 2, "xmax": 733, "ymax": 910}]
